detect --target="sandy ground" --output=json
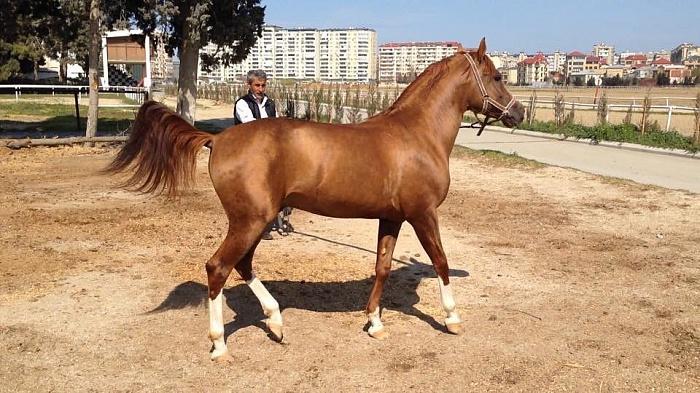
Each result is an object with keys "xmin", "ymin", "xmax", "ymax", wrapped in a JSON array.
[{"xmin": 0, "ymin": 142, "xmax": 698, "ymax": 392}]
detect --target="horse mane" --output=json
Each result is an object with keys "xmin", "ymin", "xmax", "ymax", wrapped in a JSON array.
[
  {"xmin": 382, "ymin": 49, "xmax": 504, "ymax": 117},
  {"xmin": 385, "ymin": 52, "xmax": 467, "ymax": 115}
]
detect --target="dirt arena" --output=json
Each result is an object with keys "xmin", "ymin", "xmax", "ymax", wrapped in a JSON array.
[{"xmin": 0, "ymin": 143, "xmax": 698, "ymax": 392}]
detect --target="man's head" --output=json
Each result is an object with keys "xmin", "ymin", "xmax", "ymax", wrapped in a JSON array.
[{"xmin": 246, "ymin": 70, "xmax": 268, "ymax": 99}]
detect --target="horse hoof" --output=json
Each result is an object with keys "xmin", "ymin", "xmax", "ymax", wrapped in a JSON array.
[
  {"xmin": 369, "ymin": 328, "xmax": 389, "ymax": 340},
  {"xmin": 211, "ymin": 351, "xmax": 234, "ymax": 363},
  {"xmin": 445, "ymin": 322, "xmax": 463, "ymax": 335},
  {"xmin": 266, "ymin": 320, "xmax": 284, "ymax": 342}
]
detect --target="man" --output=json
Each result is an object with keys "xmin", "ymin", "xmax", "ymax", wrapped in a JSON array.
[
  {"xmin": 233, "ymin": 69, "xmax": 276, "ymax": 124},
  {"xmin": 233, "ymin": 70, "xmax": 290, "ymax": 240}
]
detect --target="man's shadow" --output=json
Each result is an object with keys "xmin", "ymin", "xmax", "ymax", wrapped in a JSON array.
[{"xmin": 149, "ymin": 231, "xmax": 469, "ymax": 341}]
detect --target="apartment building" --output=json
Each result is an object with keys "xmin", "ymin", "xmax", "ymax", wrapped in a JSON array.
[
  {"xmin": 517, "ymin": 53, "xmax": 548, "ymax": 85},
  {"xmin": 318, "ymin": 28, "xmax": 376, "ymax": 82},
  {"xmin": 592, "ymin": 43, "xmax": 615, "ymax": 66},
  {"xmin": 564, "ymin": 51, "xmax": 586, "ymax": 77},
  {"xmin": 487, "ymin": 51, "xmax": 519, "ymax": 85},
  {"xmin": 584, "ymin": 55, "xmax": 607, "ymax": 70},
  {"xmin": 378, "ymin": 41, "xmax": 462, "ymax": 83},
  {"xmin": 545, "ymin": 51, "xmax": 566, "ymax": 74},
  {"xmin": 671, "ymin": 43, "xmax": 700, "ymax": 63},
  {"xmin": 199, "ymin": 25, "xmax": 377, "ymax": 82},
  {"xmin": 623, "ymin": 54, "xmax": 647, "ymax": 68}
]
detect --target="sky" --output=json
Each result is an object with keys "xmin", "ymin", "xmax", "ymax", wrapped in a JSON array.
[{"xmin": 263, "ymin": 0, "xmax": 699, "ymax": 54}]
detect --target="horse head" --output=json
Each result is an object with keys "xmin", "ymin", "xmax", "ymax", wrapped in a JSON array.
[{"xmin": 459, "ymin": 38, "xmax": 525, "ymax": 128}]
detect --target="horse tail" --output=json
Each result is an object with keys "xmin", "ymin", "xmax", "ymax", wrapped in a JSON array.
[{"xmin": 104, "ymin": 100, "xmax": 214, "ymax": 196}]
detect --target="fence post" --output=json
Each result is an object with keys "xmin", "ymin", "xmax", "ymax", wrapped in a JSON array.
[
  {"xmin": 666, "ymin": 106, "xmax": 673, "ymax": 132},
  {"xmin": 15, "ymin": 86, "xmax": 19, "ymax": 102}
]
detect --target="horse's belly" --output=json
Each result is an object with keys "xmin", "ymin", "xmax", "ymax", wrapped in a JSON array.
[{"xmin": 286, "ymin": 189, "xmax": 401, "ymax": 220}]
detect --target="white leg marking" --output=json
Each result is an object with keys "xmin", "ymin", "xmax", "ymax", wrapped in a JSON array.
[
  {"xmin": 208, "ymin": 290, "xmax": 229, "ymax": 359},
  {"xmin": 247, "ymin": 275, "xmax": 283, "ymax": 325},
  {"xmin": 367, "ymin": 307, "xmax": 384, "ymax": 336},
  {"xmin": 438, "ymin": 280, "xmax": 462, "ymax": 326}
]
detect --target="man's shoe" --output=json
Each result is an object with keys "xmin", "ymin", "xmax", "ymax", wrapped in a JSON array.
[{"xmin": 262, "ymin": 232, "xmax": 273, "ymax": 240}]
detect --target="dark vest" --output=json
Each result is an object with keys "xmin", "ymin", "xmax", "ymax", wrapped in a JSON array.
[{"xmin": 233, "ymin": 94, "xmax": 276, "ymax": 125}]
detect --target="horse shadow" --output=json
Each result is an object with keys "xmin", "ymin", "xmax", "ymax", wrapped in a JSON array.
[{"xmin": 148, "ymin": 232, "xmax": 469, "ymax": 341}]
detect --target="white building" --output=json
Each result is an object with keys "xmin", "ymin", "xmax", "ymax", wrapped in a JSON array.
[
  {"xmin": 593, "ymin": 43, "xmax": 615, "ymax": 66},
  {"xmin": 199, "ymin": 25, "xmax": 376, "ymax": 82},
  {"xmin": 545, "ymin": 51, "xmax": 566, "ymax": 74},
  {"xmin": 517, "ymin": 53, "xmax": 548, "ymax": 85},
  {"xmin": 378, "ymin": 41, "xmax": 462, "ymax": 83}
]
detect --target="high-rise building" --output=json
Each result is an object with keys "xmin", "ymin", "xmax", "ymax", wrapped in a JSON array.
[
  {"xmin": 198, "ymin": 25, "xmax": 376, "ymax": 82},
  {"xmin": 378, "ymin": 41, "xmax": 462, "ymax": 83}
]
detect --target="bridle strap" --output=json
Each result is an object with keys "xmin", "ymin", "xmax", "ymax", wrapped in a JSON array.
[{"xmin": 461, "ymin": 53, "xmax": 516, "ymax": 136}]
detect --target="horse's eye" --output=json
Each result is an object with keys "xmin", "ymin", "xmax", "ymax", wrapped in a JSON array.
[{"xmin": 494, "ymin": 75, "xmax": 502, "ymax": 82}]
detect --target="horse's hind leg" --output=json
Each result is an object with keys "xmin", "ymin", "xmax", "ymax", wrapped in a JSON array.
[
  {"xmin": 409, "ymin": 210, "xmax": 463, "ymax": 334},
  {"xmin": 366, "ymin": 219, "xmax": 402, "ymax": 339},
  {"xmin": 234, "ymin": 244, "xmax": 284, "ymax": 342},
  {"xmin": 205, "ymin": 219, "xmax": 270, "ymax": 361}
]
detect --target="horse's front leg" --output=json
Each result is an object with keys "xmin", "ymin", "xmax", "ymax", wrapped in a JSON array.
[
  {"xmin": 366, "ymin": 219, "xmax": 402, "ymax": 339},
  {"xmin": 409, "ymin": 210, "xmax": 463, "ymax": 334}
]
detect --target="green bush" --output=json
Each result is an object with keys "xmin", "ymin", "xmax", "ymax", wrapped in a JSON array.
[{"xmin": 518, "ymin": 120, "xmax": 698, "ymax": 152}]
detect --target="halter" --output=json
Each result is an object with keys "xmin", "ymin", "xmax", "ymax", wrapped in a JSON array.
[{"xmin": 461, "ymin": 53, "xmax": 516, "ymax": 136}]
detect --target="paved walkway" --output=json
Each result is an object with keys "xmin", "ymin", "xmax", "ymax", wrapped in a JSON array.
[{"xmin": 455, "ymin": 126, "xmax": 700, "ymax": 193}]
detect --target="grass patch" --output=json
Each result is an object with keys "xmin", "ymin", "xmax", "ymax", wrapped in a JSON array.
[
  {"xmin": 519, "ymin": 120, "xmax": 699, "ymax": 153},
  {"xmin": 462, "ymin": 114, "xmax": 699, "ymax": 153},
  {"xmin": 451, "ymin": 145, "xmax": 545, "ymax": 169},
  {"xmin": 0, "ymin": 102, "xmax": 137, "ymax": 134}
]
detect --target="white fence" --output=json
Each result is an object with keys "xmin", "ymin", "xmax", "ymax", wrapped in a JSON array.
[
  {"xmin": 513, "ymin": 95, "xmax": 699, "ymax": 132},
  {"xmin": 0, "ymin": 84, "xmax": 149, "ymax": 108}
]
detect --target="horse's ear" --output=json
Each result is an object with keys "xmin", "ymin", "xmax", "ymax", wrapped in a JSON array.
[
  {"xmin": 456, "ymin": 44, "xmax": 467, "ymax": 54},
  {"xmin": 477, "ymin": 37, "xmax": 487, "ymax": 60}
]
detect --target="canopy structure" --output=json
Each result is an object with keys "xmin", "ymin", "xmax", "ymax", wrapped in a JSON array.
[{"xmin": 101, "ymin": 30, "xmax": 151, "ymax": 89}]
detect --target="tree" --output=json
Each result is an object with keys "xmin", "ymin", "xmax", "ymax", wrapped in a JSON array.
[
  {"xmin": 48, "ymin": 1, "xmax": 91, "ymax": 82},
  {"xmin": 128, "ymin": 0, "xmax": 265, "ymax": 124},
  {"xmin": 0, "ymin": 0, "xmax": 54, "ymax": 81},
  {"xmin": 692, "ymin": 68, "xmax": 700, "ymax": 85},
  {"xmin": 85, "ymin": 0, "xmax": 101, "ymax": 140},
  {"xmin": 596, "ymin": 92, "xmax": 608, "ymax": 125},
  {"xmin": 656, "ymin": 71, "xmax": 670, "ymax": 86}
]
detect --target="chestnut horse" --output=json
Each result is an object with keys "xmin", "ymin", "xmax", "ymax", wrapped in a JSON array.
[{"xmin": 107, "ymin": 38, "xmax": 525, "ymax": 362}]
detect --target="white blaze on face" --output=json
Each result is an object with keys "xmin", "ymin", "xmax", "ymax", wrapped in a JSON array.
[
  {"xmin": 247, "ymin": 275, "xmax": 282, "ymax": 325},
  {"xmin": 208, "ymin": 290, "xmax": 228, "ymax": 358}
]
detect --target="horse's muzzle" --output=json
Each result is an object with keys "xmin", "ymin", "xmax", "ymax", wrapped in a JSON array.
[{"xmin": 501, "ymin": 101, "xmax": 525, "ymax": 128}]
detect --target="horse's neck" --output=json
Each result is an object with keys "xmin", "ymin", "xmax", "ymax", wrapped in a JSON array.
[{"xmin": 391, "ymin": 73, "xmax": 468, "ymax": 155}]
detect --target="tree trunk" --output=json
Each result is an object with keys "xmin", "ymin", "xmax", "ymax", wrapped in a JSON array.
[
  {"xmin": 176, "ymin": 35, "xmax": 199, "ymax": 125},
  {"xmin": 59, "ymin": 49, "xmax": 67, "ymax": 83},
  {"xmin": 85, "ymin": 0, "xmax": 101, "ymax": 140},
  {"xmin": 33, "ymin": 59, "xmax": 38, "ymax": 81}
]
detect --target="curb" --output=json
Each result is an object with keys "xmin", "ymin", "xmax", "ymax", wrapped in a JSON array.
[{"xmin": 461, "ymin": 123, "xmax": 699, "ymax": 160}]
